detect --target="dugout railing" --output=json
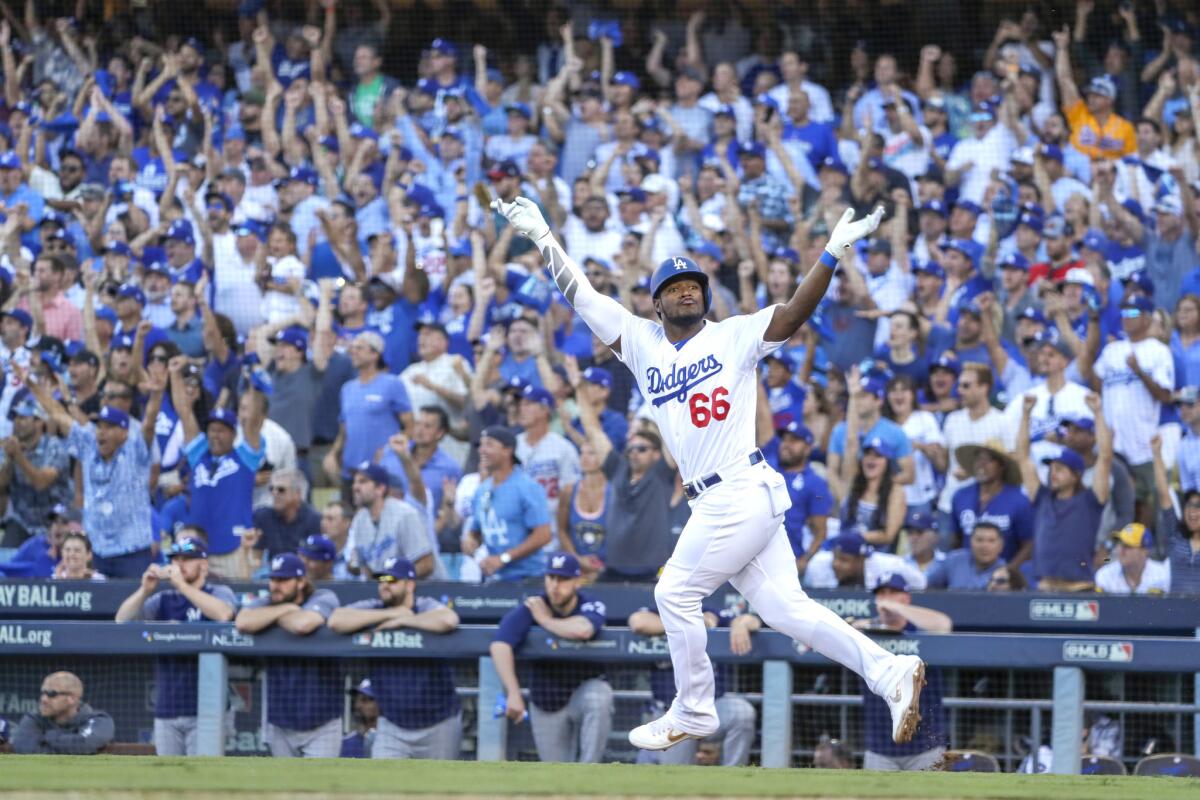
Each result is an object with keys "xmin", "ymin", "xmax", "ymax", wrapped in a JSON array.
[{"xmin": 0, "ymin": 621, "xmax": 1197, "ymax": 773}]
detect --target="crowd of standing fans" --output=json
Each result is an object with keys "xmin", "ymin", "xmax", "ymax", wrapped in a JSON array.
[{"xmin": 0, "ymin": 0, "xmax": 1196, "ymax": 602}]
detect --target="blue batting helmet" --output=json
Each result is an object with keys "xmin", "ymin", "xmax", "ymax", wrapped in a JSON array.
[{"xmin": 649, "ymin": 257, "xmax": 712, "ymax": 313}]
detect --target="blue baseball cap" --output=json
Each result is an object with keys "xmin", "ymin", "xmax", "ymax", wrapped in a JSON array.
[
  {"xmin": 104, "ymin": 241, "xmax": 133, "ymax": 258},
  {"xmin": 944, "ymin": 238, "xmax": 979, "ymax": 267},
  {"xmin": 692, "ymin": 241, "xmax": 722, "ymax": 261},
  {"xmin": 545, "ymin": 551, "xmax": 582, "ymax": 578},
  {"xmin": 94, "ymin": 306, "xmax": 118, "ymax": 326},
  {"xmin": 1122, "ymin": 270, "xmax": 1155, "ymax": 296},
  {"xmin": 873, "ymin": 572, "xmax": 911, "ymax": 592},
  {"xmin": 920, "ymin": 199, "xmax": 949, "ymax": 217},
  {"xmin": 521, "ymin": 383, "xmax": 556, "ymax": 409},
  {"xmin": 773, "ymin": 247, "xmax": 800, "ymax": 265},
  {"xmin": 1081, "ymin": 229, "xmax": 1109, "ymax": 252},
  {"xmin": 0, "ymin": 151, "xmax": 20, "ymax": 170},
  {"xmin": 931, "ymin": 352, "xmax": 961, "ymax": 375},
  {"xmin": 1121, "ymin": 294, "xmax": 1155, "ymax": 315},
  {"xmin": 272, "ymin": 326, "xmax": 309, "ymax": 352},
  {"xmin": 348, "ymin": 678, "xmax": 376, "ymax": 698},
  {"xmin": 206, "ymin": 407, "xmax": 238, "ymax": 431},
  {"xmin": 997, "ymin": 252, "xmax": 1030, "ymax": 271},
  {"xmin": 1058, "ymin": 415, "xmax": 1096, "ymax": 436},
  {"xmin": 615, "ymin": 186, "xmax": 647, "ymax": 203},
  {"xmin": 905, "ymin": 510, "xmax": 938, "ymax": 532},
  {"xmin": 860, "ymin": 376, "xmax": 887, "ymax": 399},
  {"xmin": 765, "ymin": 351, "xmax": 795, "ymax": 371},
  {"xmin": 355, "ymin": 461, "xmax": 392, "ymax": 486},
  {"xmin": 299, "ymin": 534, "xmax": 337, "ymax": 562},
  {"xmin": 778, "ymin": 420, "xmax": 814, "ymax": 443},
  {"xmin": 1016, "ymin": 211, "xmax": 1044, "ymax": 234},
  {"xmin": 116, "ymin": 283, "xmax": 146, "ymax": 305},
  {"xmin": 1042, "ymin": 447, "xmax": 1086, "ymax": 474},
  {"xmin": 820, "ymin": 156, "xmax": 849, "ymax": 175},
  {"xmin": 379, "ymin": 557, "xmax": 417, "ymax": 580},
  {"xmin": 1019, "ymin": 307, "xmax": 1048, "ymax": 327},
  {"xmin": 714, "ymin": 103, "xmax": 736, "ymax": 118},
  {"xmin": 612, "ymin": 71, "xmax": 640, "ymax": 90},
  {"xmin": 504, "ymin": 102, "xmax": 532, "ymax": 119},
  {"xmin": 430, "ymin": 38, "xmax": 457, "ymax": 56},
  {"xmin": 738, "ymin": 141, "xmax": 767, "ymax": 160},
  {"xmin": 165, "ymin": 219, "xmax": 195, "ymax": 245},
  {"xmin": 953, "ymin": 199, "xmax": 983, "ymax": 217},
  {"xmin": 168, "ymin": 536, "xmax": 208, "ymax": 560},
  {"xmin": 2, "ymin": 308, "xmax": 33, "ymax": 330},
  {"xmin": 414, "ymin": 78, "xmax": 440, "ymax": 96},
  {"xmin": 267, "ymin": 553, "xmax": 306, "ymax": 579},
  {"xmin": 96, "ymin": 405, "xmax": 130, "ymax": 429},
  {"xmin": 487, "ymin": 158, "xmax": 521, "ymax": 180},
  {"xmin": 912, "ymin": 260, "xmax": 945, "ymax": 280},
  {"xmin": 581, "ymin": 366, "xmax": 612, "ymax": 389},
  {"xmin": 861, "ymin": 435, "xmax": 894, "ymax": 460},
  {"xmin": 832, "ymin": 533, "xmax": 870, "ymax": 556}
]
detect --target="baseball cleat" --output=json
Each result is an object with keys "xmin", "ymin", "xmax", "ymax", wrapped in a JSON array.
[
  {"xmin": 628, "ymin": 716, "xmax": 707, "ymax": 751},
  {"xmin": 885, "ymin": 655, "xmax": 926, "ymax": 744}
]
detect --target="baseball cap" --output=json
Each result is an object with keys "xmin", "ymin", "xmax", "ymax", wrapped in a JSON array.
[
  {"xmin": 919, "ymin": 199, "xmax": 949, "ymax": 218},
  {"xmin": 943, "ymin": 238, "xmax": 979, "ymax": 267},
  {"xmin": 116, "ymin": 283, "xmax": 146, "ymax": 306},
  {"xmin": 0, "ymin": 151, "xmax": 20, "ymax": 170},
  {"xmin": 168, "ymin": 536, "xmax": 208, "ymax": 560},
  {"xmin": 480, "ymin": 425, "xmax": 519, "ymax": 456},
  {"xmin": 1081, "ymin": 229, "xmax": 1109, "ymax": 252},
  {"xmin": 96, "ymin": 405, "xmax": 130, "ymax": 429},
  {"xmin": 872, "ymin": 572, "xmax": 910, "ymax": 593},
  {"xmin": 521, "ymin": 383, "xmax": 556, "ymax": 409},
  {"xmin": 1122, "ymin": 270, "xmax": 1155, "ymax": 296},
  {"xmin": 298, "ymin": 534, "xmax": 337, "ymax": 562},
  {"xmin": 615, "ymin": 186, "xmax": 647, "ymax": 203},
  {"xmin": 272, "ymin": 326, "xmax": 309, "ymax": 352},
  {"xmin": 430, "ymin": 38, "xmax": 457, "ymax": 56},
  {"xmin": 545, "ymin": 551, "xmax": 582, "ymax": 578},
  {"xmin": 931, "ymin": 353, "xmax": 961, "ymax": 375},
  {"xmin": 737, "ymin": 141, "xmax": 767, "ymax": 160},
  {"xmin": 1039, "ymin": 144, "xmax": 1065, "ymax": 163},
  {"xmin": 1112, "ymin": 522, "xmax": 1153, "ymax": 549},
  {"xmin": 165, "ymin": 219, "xmax": 195, "ymax": 245},
  {"xmin": 504, "ymin": 102, "xmax": 532, "ymax": 119},
  {"xmin": 831, "ymin": 533, "xmax": 870, "ymax": 557},
  {"xmin": 820, "ymin": 156, "xmax": 849, "ymax": 175},
  {"xmin": 267, "ymin": 553, "xmax": 306, "ymax": 579},
  {"xmin": 1084, "ymin": 75, "xmax": 1117, "ymax": 99},
  {"xmin": 1059, "ymin": 268, "xmax": 1094, "ymax": 288},
  {"xmin": 1177, "ymin": 386, "xmax": 1200, "ymax": 405},
  {"xmin": 376, "ymin": 557, "xmax": 416, "ymax": 582},
  {"xmin": 1010, "ymin": 146, "xmax": 1035, "ymax": 166},
  {"xmin": 412, "ymin": 314, "xmax": 448, "ymax": 336},
  {"xmin": 953, "ymin": 199, "xmax": 983, "ymax": 217},
  {"xmin": 612, "ymin": 71, "xmax": 640, "ymax": 90},
  {"xmin": 860, "ymin": 436, "xmax": 894, "ymax": 460},
  {"xmin": 1042, "ymin": 447, "xmax": 1086, "ymax": 474},
  {"xmin": 2, "ymin": 308, "xmax": 33, "ymax": 330},
  {"xmin": 47, "ymin": 503, "xmax": 82, "ymax": 524},
  {"xmin": 1042, "ymin": 215, "xmax": 1072, "ymax": 238},
  {"xmin": 997, "ymin": 253, "xmax": 1030, "ymax": 272},
  {"xmin": 692, "ymin": 240, "xmax": 722, "ymax": 261},
  {"xmin": 867, "ymin": 239, "xmax": 892, "ymax": 256},
  {"xmin": 581, "ymin": 366, "xmax": 612, "ymax": 389},
  {"xmin": 912, "ymin": 260, "xmax": 945, "ymax": 280},
  {"xmin": 206, "ymin": 407, "xmax": 238, "ymax": 431},
  {"xmin": 859, "ymin": 376, "xmax": 887, "ymax": 399},
  {"xmin": 487, "ymin": 159, "xmax": 521, "ymax": 180},
  {"xmin": 355, "ymin": 461, "xmax": 391, "ymax": 487},
  {"xmin": 904, "ymin": 510, "xmax": 938, "ymax": 532},
  {"xmin": 353, "ymin": 330, "xmax": 386, "ymax": 355},
  {"xmin": 778, "ymin": 420, "xmax": 814, "ymax": 443},
  {"xmin": 69, "ymin": 348, "xmax": 100, "ymax": 368},
  {"xmin": 640, "ymin": 174, "xmax": 672, "ymax": 195},
  {"xmin": 1019, "ymin": 307, "xmax": 1048, "ymax": 327},
  {"xmin": 1154, "ymin": 195, "xmax": 1183, "ymax": 217},
  {"xmin": 969, "ymin": 101, "xmax": 995, "ymax": 122},
  {"xmin": 1121, "ymin": 295, "xmax": 1155, "ymax": 316},
  {"xmin": 348, "ymin": 678, "xmax": 376, "ymax": 698}
]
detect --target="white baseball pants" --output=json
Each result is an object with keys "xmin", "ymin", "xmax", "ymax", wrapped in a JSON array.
[{"xmin": 655, "ymin": 462, "xmax": 898, "ymax": 734}]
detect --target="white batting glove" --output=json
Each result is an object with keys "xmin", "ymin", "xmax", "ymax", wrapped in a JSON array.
[
  {"xmin": 490, "ymin": 196, "xmax": 551, "ymax": 241},
  {"xmin": 825, "ymin": 205, "xmax": 885, "ymax": 260}
]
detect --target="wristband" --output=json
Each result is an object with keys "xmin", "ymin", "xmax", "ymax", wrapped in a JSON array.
[
  {"xmin": 455, "ymin": 195, "xmax": 468, "ymax": 202},
  {"xmin": 818, "ymin": 250, "xmax": 840, "ymax": 270}
]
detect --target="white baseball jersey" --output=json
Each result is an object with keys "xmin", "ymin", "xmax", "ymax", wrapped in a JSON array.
[
  {"xmin": 1094, "ymin": 337, "xmax": 1174, "ymax": 465},
  {"xmin": 615, "ymin": 304, "xmax": 783, "ymax": 484}
]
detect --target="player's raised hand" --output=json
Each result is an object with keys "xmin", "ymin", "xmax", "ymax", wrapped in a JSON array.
[
  {"xmin": 490, "ymin": 196, "xmax": 551, "ymax": 241},
  {"xmin": 825, "ymin": 205, "xmax": 884, "ymax": 260}
]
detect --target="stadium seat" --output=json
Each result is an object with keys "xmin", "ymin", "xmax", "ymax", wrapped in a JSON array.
[
  {"xmin": 1134, "ymin": 754, "xmax": 1200, "ymax": 777},
  {"xmin": 1081, "ymin": 755, "xmax": 1126, "ymax": 775},
  {"xmin": 943, "ymin": 750, "xmax": 1000, "ymax": 772}
]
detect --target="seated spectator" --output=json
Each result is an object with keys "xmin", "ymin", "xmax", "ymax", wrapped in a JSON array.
[
  {"xmin": 12, "ymin": 671, "xmax": 114, "ymax": 755},
  {"xmin": 901, "ymin": 511, "xmax": 945, "ymax": 576},
  {"xmin": 950, "ymin": 441, "xmax": 1034, "ymax": 569},
  {"xmin": 1150, "ymin": 435, "xmax": 1200, "ymax": 594},
  {"xmin": 853, "ymin": 573, "xmax": 949, "ymax": 771},
  {"xmin": 1017, "ymin": 393, "xmax": 1113, "ymax": 591},
  {"xmin": 926, "ymin": 520, "xmax": 1009, "ymax": 591},
  {"xmin": 340, "ymin": 680, "xmax": 380, "ymax": 759},
  {"xmin": 1095, "ymin": 523, "xmax": 1170, "ymax": 595},
  {"xmin": 114, "ymin": 535, "xmax": 237, "ymax": 756},
  {"xmin": 0, "ymin": 389, "xmax": 72, "ymax": 543},
  {"xmin": 628, "ymin": 606, "xmax": 758, "ymax": 767},
  {"xmin": 252, "ymin": 468, "xmax": 322, "ymax": 563},
  {"xmin": 328, "ymin": 557, "xmax": 462, "ymax": 760},
  {"xmin": 51, "ymin": 532, "xmax": 106, "ymax": 581},
  {"xmin": 986, "ymin": 564, "xmax": 1028, "ymax": 592},
  {"xmin": 0, "ymin": 504, "xmax": 75, "ymax": 578},
  {"xmin": 347, "ymin": 462, "xmax": 440, "ymax": 579},
  {"xmin": 319, "ymin": 500, "xmax": 354, "ymax": 580},
  {"xmin": 805, "ymin": 534, "xmax": 927, "ymax": 590},
  {"xmin": 297, "ymin": 535, "xmax": 339, "ymax": 582},
  {"xmin": 465, "ymin": 426, "xmax": 551, "ymax": 582},
  {"xmin": 489, "ymin": 553, "xmax": 613, "ymax": 763},
  {"xmin": 234, "ymin": 554, "xmax": 341, "ymax": 758}
]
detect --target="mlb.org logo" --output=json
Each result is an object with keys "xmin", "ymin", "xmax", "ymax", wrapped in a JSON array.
[
  {"xmin": 1063, "ymin": 641, "xmax": 1134, "ymax": 663},
  {"xmin": 1029, "ymin": 600, "xmax": 1099, "ymax": 622}
]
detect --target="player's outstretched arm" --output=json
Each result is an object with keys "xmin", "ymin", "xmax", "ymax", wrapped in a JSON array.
[
  {"xmin": 763, "ymin": 205, "xmax": 883, "ymax": 342},
  {"xmin": 491, "ymin": 196, "xmax": 633, "ymax": 354}
]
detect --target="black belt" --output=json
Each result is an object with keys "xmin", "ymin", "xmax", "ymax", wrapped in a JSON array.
[{"xmin": 684, "ymin": 450, "xmax": 765, "ymax": 499}]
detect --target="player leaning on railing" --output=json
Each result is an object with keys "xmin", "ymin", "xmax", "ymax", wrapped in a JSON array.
[{"xmin": 492, "ymin": 195, "xmax": 928, "ymax": 748}]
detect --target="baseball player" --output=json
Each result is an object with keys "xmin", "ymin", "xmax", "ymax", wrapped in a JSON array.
[
  {"xmin": 328, "ymin": 557, "xmax": 463, "ymax": 759},
  {"xmin": 234, "ymin": 553, "xmax": 342, "ymax": 758},
  {"xmin": 491, "ymin": 195, "xmax": 927, "ymax": 749},
  {"xmin": 489, "ymin": 552, "xmax": 613, "ymax": 762},
  {"xmin": 114, "ymin": 534, "xmax": 237, "ymax": 755}
]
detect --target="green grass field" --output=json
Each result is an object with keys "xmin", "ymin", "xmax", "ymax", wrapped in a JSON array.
[{"xmin": 0, "ymin": 757, "xmax": 1197, "ymax": 799}]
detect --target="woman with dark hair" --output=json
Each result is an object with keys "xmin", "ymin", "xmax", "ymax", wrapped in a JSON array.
[
  {"xmin": 885, "ymin": 374, "xmax": 947, "ymax": 515},
  {"xmin": 1170, "ymin": 294, "xmax": 1200, "ymax": 386},
  {"xmin": 832, "ymin": 438, "xmax": 907, "ymax": 553},
  {"xmin": 52, "ymin": 532, "xmax": 106, "ymax": 581},
  {"xmin": 1151, "ymin": 435, "xmax": 1200, "ymax": 594},
  {"xmin": 875, "ymin": 310, "xmax": 930, "ymax": 383}
]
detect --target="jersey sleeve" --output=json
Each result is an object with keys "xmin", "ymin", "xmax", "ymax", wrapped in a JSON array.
[
  {"xmin": 235, "ymin": 440, "xmax": 266, "ymax": 472},
  {"xmin": 493, "ymin": 604, "xmax": 534, "ymax": 647},
  {"xmin": 206, "ymin": 584, "xmax": 239, "ymax": 616},
  {"xmin": 807, "ymin": 473, "xmax": 834, "ymax": 517},
  {"xmin": 303, "ymin": 588, "xmax": 341, "ymax": 619},
  {"xmin": 576, "ymin": 596, "xmax": 606, "ymax": 638},
  {"xmin": 733, "ymin": 305, "xmax": 787, "ymax": 371},
  {"xmin": 140, "ymin": 591, "xmax": 163, "ymax": 620},
  {"xmin": 183, "ymin": 434, "xmax": 209, "ymax": 469},
  {"xmin": 347, "ymin": 598, "xmax": 384, "ymax": 610},
  {"xmin": 390, "ymin": 376, "xmax": 413, "ymax": 415}
]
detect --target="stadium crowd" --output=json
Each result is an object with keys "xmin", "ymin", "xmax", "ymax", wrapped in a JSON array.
[{"xmin": 0, "ymin": 0, "xmax": 1197, "ymax": 604}]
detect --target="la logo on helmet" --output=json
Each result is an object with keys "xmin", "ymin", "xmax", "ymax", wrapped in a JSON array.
[{"xmin": 672, "ymin": 258, "xmax": 689, "ymax": 270}]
